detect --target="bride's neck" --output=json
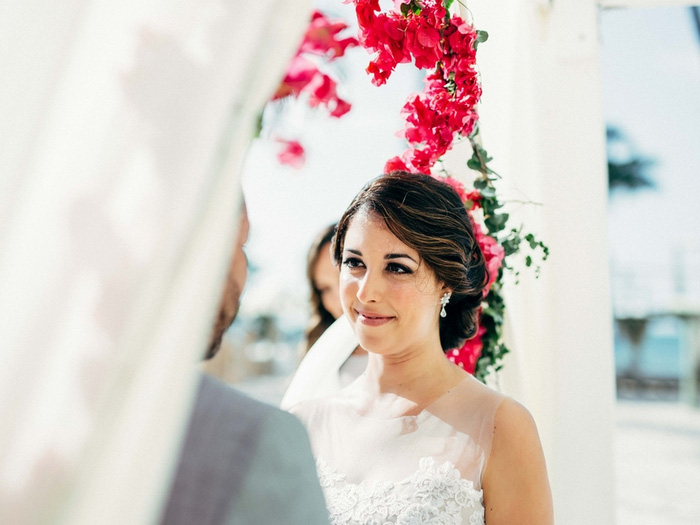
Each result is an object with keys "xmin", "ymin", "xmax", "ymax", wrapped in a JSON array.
[{"xmin": 363, "ymin": 345, "xmax": 465, "ymax": 401}]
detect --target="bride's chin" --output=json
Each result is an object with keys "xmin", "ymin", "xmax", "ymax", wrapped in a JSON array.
[{"xmin": 355, "ymin": 337, "xmax": 391, "ymax": 356}]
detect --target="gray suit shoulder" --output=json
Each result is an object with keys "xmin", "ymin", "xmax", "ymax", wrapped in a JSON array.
[
  {"xmin": 161, "ymin": 374, "xmax": 328, "ymax": 525},
  {"xmin": 226, "ymin": 391, "xmax": 329, "ymax": 525}
]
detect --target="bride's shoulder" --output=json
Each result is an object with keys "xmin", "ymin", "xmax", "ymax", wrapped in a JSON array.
[
  {"xmin": 451, "ymin": 374, "xmax": 507, "ymax": 412},
  {"xmin": 430, "ymin": 375, "xmax": 508, "ymax": 439},
  {"xmin": 491, "ymin": 396, "xmax": 540, "ymax": 448},
  {"xmin": 455, "ymin": 380, "xmax": 543, "ymax": 469}
]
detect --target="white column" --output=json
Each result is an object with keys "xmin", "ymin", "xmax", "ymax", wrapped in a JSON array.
[{"xmin": 453, "ymin": 1, "xmax": 617, "ymax": 522}]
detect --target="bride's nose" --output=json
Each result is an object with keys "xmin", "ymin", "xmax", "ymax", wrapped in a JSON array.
[{"xmin": 356, "ymin": 269, "xmax": 382, "ymax": 303}]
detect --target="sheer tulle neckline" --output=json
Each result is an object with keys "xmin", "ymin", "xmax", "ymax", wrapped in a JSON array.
[{"xmin": 347, "ymin": 374, "xmax": 473, "ymax": 420}]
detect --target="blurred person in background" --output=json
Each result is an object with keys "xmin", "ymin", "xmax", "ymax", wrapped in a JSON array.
[
  {"xmin": 304, "ymin": 223, "xmax": 367, "ymax": 388},
  {"xmin": 305, "ymin": 223, "xmax": 343, "ymax": 351},
  {"xmin": 160, "ymin": 203, "xmax": 328, "ymax": 525}
]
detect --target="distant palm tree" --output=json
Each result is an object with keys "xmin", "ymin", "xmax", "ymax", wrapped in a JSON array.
[
  {"xmin": 606, "ymin": 125, "xmax": 655, "ymax": 192},
  {"xmin": 607, "ymin": 125, "xmax": 655, "ymax": 386}
]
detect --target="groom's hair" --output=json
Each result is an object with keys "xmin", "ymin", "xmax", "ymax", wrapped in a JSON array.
[
  {"xmin": 333, "ymin": 171, "xmax": 487, "ymax": 351},
  {"xmin": 204, "ymin": 202, "xmax": 248, "ymax": 360}
]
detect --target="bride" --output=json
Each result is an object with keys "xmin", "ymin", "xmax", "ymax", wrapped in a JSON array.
[{"xmin": 290, "ymin": 171, "xmax": 553, "ymax": 524}]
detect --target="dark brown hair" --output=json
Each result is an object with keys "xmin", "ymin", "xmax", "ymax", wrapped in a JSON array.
[
  {"xmin": 304, "ymin": 223, "xmax": 338, "ymax": 352},
  {"xmin": 333, "ymin": 171, "xmax": 487, "ymax": 350}
]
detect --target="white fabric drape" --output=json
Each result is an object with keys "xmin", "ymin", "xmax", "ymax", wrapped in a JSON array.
[
  {"xmin": 0, "ymin": 1, "xmax": 310, "ymax": 523},
  {"xmin": 281, "ymin": 316, "xmax": 359, "ymax": 410},
  {"xmin": 444, "ymin": 1, "xmax": 617, "ymax": 523}
]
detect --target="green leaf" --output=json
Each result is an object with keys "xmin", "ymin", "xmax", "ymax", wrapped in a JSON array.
[
  {"xmin": 443, "ymin": 0, "xmax": 455, "ymax": 9},
  {"xmin": 473, "ymin": 178, "xmax": 488, "ymax": 190},
  {"xmin": 485, "ymin": 212, "xmax": 509, "ymax": 231},
  {"xmin": 476, "ymin": 145, "xmax": 493, "ymax": 164},
  {"xmin": 474, "ymin": 30, "xmax": 489, "ymax": 50},
  {"xmin": 479, "ymin": 186, "xmax": 496, "ymax": 198},
  {"xmin": 525, "ymin": 255, "xmax": 533, "ymax": 267},
  {"xmin": 467, "ymin": 158, "xmax": 482, "ymax": 171}
]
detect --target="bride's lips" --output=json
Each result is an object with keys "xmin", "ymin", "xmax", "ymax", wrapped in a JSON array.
[{"xmin": 355, "ymin": 309, "xmax": 395, "ymax": 327}]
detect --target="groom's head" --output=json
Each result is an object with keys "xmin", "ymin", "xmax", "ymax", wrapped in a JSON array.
[{"xmin": 204, "ymin": 204, "xmax": 250, "ymax": 359}]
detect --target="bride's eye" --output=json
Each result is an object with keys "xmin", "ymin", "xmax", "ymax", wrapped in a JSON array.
[
  {"xmin": 387, "ymin": 262, "xmax": 411, "ymax": 275},
  {"xmin": 342, "ymin": 257, "xmax": 364, "ymax": 269}
]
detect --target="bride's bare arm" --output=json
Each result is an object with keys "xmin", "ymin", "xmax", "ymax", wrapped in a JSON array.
[{"xmin": 482, "ymin": 398, "xmax": 554, "ymax": 524}]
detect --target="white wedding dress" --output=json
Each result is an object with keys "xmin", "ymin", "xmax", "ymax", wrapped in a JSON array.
[{"xmin": 290, "ymin": 373, "xmax": 506, "ymax": 525}]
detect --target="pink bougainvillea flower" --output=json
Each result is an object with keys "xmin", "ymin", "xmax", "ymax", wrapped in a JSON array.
[
  {"xmin": 384, "ymin": 155, "xmax": 409, "ymax": 173},
  {"xmin": 352, "ymin": 0, "xmax": 381, "ymax": 28},
  {"xmin": 418, "ymin": 0, "xmax": 448, "ymax": 27},
  {"xmin": 301, "ymin": 11, "xmax": 359, "ymax": 58},
  {"xmin": 442, "ymin": 176, "xmax": 469, "ymax": 203},
  {"xmin": 363, "ymin": 15, "xmax": 410, "ymax": 85},
  {"xmin": 366, "ymin": 60, "xmax": 393, "ymax": 86},
  {"xmin": 465, "ymin": 190, "xmax": 482, "ymax": 209},
  {"xmin": 392, "ymin": 0, "xmax": 410, "ymax": 11},
  {"xmin": 275, "ymin": 57, "xmax": 352, "ymax": 118},
  {"xmin": 305, "ymin": 71, "xmax": 352, "ymax": 117},
  {"xmin": 275, "ymin": 138, "xmax": 306, "ymax": 169},
  {"xmin": 471, "ymin": 220, "xmax": 505, "ymax": 294},
  {"xmin": 447, "ymin": 324, "xmax": 486, "ymax": 375},
  {"xmin": 273, "ymin": 55, "xmax": 318, "ymax": 100},
  {"xmin": 404, "ymin": 15, "xmax": 442, "ymax": 69},
  {"xmin": 273, "ymin": 9, "xmax": 355, "ymax": 118},
  {"xmin": 330, "ymin": 98, "xmax": 352, "ymax": 118}
]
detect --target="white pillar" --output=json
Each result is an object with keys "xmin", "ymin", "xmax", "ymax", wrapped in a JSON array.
[{"xmin": 453, "ymin": 1, "xmax": 617, "ymax": 522}]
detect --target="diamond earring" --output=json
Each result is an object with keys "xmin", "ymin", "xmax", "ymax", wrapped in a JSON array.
[{"xmin": 440, "ymin": 292, "xmax": 451, "ymax": 318}]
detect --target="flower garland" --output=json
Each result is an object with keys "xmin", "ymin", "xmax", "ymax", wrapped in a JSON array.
[
  {"xmin": 344, "ymin": 0, "xmax": 548, "ymax": 380},
  {"xmin": 354, "ymin": 0, "xmax": 483, "ymax": 174},
  {"xmin": 268, "ymin": 2, "xmax": 548, "ymax": 382}
]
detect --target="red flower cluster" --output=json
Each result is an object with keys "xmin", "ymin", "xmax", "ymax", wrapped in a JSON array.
[
  {"xmin": 272, "ymin": 10, "xmax": 358, "ymax": 167},
  {"xmin": 472, "ymin": 220, "xmax": 505, "ymax": 294},
  {"xmin": 430, "ymin": 177, "xmax": 501, "ymax": 376},
  {"xmin": 441, "ymin": 176, "xmax": 481, "ymax": 208},
  {"xmin": 275, "ymin": 138, "xmax": 305, "ymax": 169},
  {"xmin": 301, "ymin": 10, "xmax": 359, "ymax": 58},
  {"xmin": 348, "ymin": 0, "xmax": 481, "ymax": 173},
  {"xmin": 274, "ymin": 11, "xmax": 358, "ymax": 118},
  {"xmin": 447, "ymin": 324, "xmax": 486, "ymax": 375},
  {"xmin": 352, "ymin": 0, "xmax": 447, "ymax": 85}
]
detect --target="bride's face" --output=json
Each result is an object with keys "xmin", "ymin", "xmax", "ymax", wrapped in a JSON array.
[{"xmin": 339, "ymin": 210, "xmax": 445, "ymax": 356}]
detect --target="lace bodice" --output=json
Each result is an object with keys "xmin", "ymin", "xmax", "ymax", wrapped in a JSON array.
[
  {"xmin": 290, "ymin": 374, "xmax": 505, "ymax": 525},
  {"xmin": 317, "ymin": 456, "xmax": 484, "ymax": 525}
]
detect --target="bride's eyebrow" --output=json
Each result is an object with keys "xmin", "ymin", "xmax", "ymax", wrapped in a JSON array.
[
  {"xmin": 345, "ymin": 248, "xmax": 417, "ymax": 264},
  {"xmin": 385, "ymin": 253, "xmax": 417, "ymax": 264}
]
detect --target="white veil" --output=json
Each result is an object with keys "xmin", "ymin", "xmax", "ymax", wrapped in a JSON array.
[{"xmin": 281, "ymin": 315, "xmax": 359, "ymax": 410}]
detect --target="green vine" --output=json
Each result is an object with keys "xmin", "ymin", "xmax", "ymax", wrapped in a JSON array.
[{"xmin": 467, "ymin": 128, "xmax": 549, "ymax": 381}]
